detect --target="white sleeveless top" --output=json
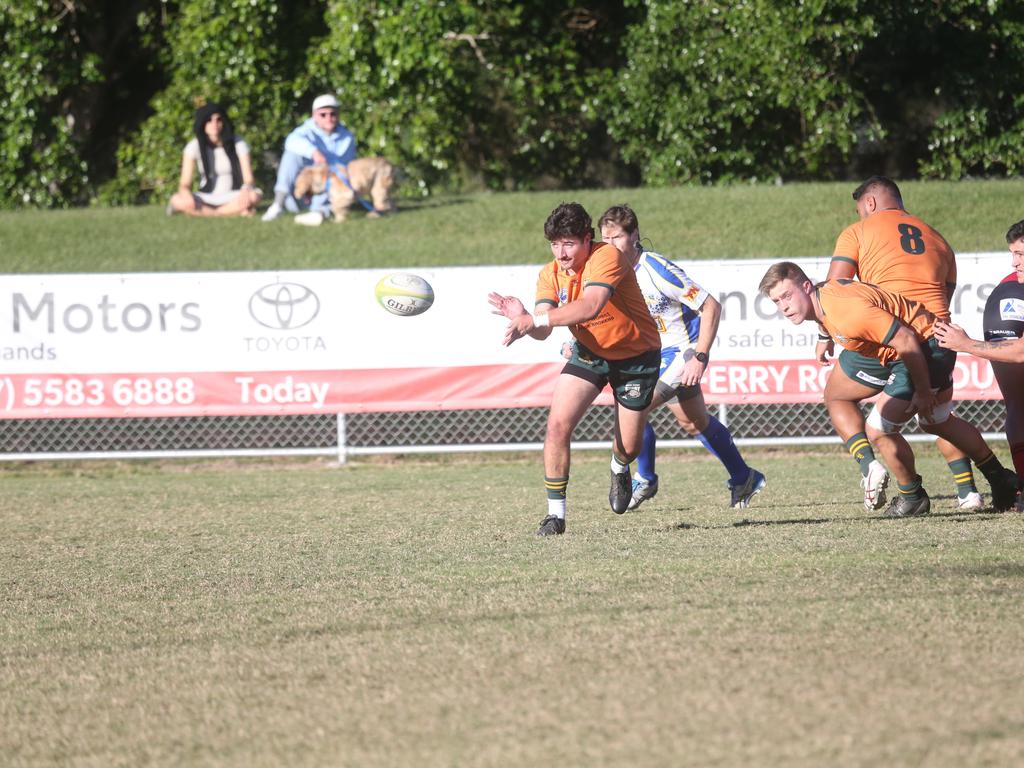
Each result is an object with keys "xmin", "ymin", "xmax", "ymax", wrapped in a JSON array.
[{"xmin": 183, "ymin": 137, "xmax": 250, "ymax": 205}]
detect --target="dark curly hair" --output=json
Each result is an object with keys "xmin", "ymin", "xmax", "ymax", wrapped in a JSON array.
[{"xmin": 544, "ymin": 202, "xmax": 594, "ymax": 242}]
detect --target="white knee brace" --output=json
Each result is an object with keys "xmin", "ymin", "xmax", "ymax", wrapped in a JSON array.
[
  {"xmin": 916, "ymin": 400, "xmax": 954, "ymax": 426},
  {"xmin": 866, "ymin": 404, "xmax": 910, "ymax": 435}
]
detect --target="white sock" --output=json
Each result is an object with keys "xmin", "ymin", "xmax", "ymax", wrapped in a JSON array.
[
  {"xmin": 610, "ymin": 455, "xmax": 630, "ymax": 474},
  {"xmin": 547, "ymin": 498, "xmax": 566, "ymax": 519}
]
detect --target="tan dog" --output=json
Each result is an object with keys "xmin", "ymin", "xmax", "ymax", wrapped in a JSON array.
[{"xmin": 293, "ymin": 158, "xmax": 395, "ymax": 222}]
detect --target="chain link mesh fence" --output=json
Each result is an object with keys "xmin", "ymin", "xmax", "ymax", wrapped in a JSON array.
[{"xmin": 0, "ymin": 400, "xmax": 1009, "ymax": 461}]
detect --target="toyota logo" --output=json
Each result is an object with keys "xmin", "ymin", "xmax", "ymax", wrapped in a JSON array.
[{"xmin": 249, "ymin": 282, "xmax": 320, "ymax": 330}]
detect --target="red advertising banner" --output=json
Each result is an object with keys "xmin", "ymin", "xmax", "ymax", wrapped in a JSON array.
[{"xmin": 0, "ymin": 356, "xmax": 1000, "ymax": 419}]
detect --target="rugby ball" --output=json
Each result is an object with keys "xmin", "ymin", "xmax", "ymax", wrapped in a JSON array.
[{"xmin": 375, "ymin": 272, "xmax": 434, "ymax": 316}]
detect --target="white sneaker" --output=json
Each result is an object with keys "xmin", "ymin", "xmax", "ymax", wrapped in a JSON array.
[
  {"xmin": 626, "ymin": 473, "xmax": 659, "ymax": 511},
  {"xmin": 261, "ymin": 202, "xmax": 283, "ymax": 222},
  {"xmin": 294, "ymin": 210, "xmax": 324, "ymax": 227},
  {"xmin": 862, "ymin": 460, "xmax": 889, "ymax": 511},
  {"xmin": 957, "ymin": 491, "xmax": 984, "ymax": 510}
]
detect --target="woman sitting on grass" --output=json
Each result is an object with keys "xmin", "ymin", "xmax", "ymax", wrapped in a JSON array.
[{"xmin": 167, "ymin": 102, "xmax": 261, "ymax": 217}]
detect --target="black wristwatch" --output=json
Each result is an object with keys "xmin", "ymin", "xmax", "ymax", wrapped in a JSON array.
[{"xmin": 694, "ymin": 351, "xmax": 709, "ymax": 364}]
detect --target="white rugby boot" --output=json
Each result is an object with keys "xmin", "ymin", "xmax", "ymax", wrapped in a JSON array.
[{"xmin": 861, "ymin": 460, "xmax": 889, "ymax": 511}]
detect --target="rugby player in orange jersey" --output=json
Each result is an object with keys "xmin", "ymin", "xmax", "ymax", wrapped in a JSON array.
[
  {"xmin": 817, "ymin": 176, "xmax": 1010, "ymax": 512},
  {"xmin": 488, "ymin": 202, "xmax": 661, "ymax": 535},
  {"xmin": 761, "ymin": 261, "xmax": 1015, "ymax": 517}
]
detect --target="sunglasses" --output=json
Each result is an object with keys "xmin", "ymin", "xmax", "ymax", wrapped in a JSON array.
[{"xmin": 316, "ymin": 110, "xmax": 338, "ymax": 117}]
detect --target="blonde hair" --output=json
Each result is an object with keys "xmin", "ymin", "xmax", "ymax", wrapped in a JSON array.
[
  {"xmin": 598, "ymin": 204, "xmax": 639, "ymax": 236},
  {"xmin": 758, "ymin": 261, "xmax": 812, "ymax": 296}
]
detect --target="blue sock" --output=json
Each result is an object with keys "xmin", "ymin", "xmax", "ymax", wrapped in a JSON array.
[
  {"xmin": 697, "ymin": 416, "xmax": 748, "ymax": 485},
  {"xmin": 636, "ymin": 422, "xmax": 656, "ymax": 481}
]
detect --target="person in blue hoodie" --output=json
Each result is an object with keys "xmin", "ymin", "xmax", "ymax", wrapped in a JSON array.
[{"xmin": 262, "ymin": 94, "xmax": 358, "ymax": 222}]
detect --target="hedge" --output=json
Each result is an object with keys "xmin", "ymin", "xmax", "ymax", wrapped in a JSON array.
[{"xmin": 3, "ymin": 0, "xmax": 1023, "ymax": 208}]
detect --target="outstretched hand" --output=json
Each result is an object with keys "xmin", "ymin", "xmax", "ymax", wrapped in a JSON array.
[
  {"xmin": 487, "ymin": 292, "xmax": 526, "ymax": 320},
  {"xmin": 502, "ymin": 314, "xmax": 536, "ymax": 346},
  {"xmin": 488, "ymin": 292, "xmax": 535, "ymax": 346},
  {"xmin": 933, "ymin": 320, "xmax": 970, "ymax": 352}
]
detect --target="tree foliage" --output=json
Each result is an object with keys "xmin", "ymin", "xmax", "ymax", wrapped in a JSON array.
[
  {"xmin": 309, "ymin": 1, "xmax": 638, "ymax": 193},
  {"xmin": 4, "ymin": 0, "xmax": 1024, "ymax": 208},
  {"xmin": 0, "ymin": 0, "xmax": 101, "ymax": 208},
  {"xmin": 866, "ymin": 1, "xmax": 1024, "ymax": 178},
  {"xmin": 605, "ymin": 0, "xmax": 878, "ymax": 183}
]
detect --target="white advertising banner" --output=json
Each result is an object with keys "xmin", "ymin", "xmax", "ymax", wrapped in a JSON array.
[{"xmin": 0, "ymin": 254, "xmax": 1011, "ymax": 418}]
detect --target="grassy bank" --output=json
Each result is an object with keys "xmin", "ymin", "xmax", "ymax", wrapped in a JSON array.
[{"xmin": 2, "ymin": 179, "xmax": 1021, "ymax": 273}]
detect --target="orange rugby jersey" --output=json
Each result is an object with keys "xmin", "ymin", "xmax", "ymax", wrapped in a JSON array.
[
  {"xmin": 832, "ymin": 209, "xmax": 956, "ymax": 319},
  {"xmin": 535, "ymin": 242, "xmax": 660, "ymax": 360},
  {"xmin": 817, "ymin": 279, "xmax": 936, "ymax": 365}
]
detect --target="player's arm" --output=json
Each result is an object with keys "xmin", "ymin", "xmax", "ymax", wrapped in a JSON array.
[
  {"xmin": 826, "ymin": 260, "xmax": 856, "ymax": 281},
  {"xmin": 695, "ymin": 294, "xmax": 720, "ymax": 354},
  {"xmin": 490, "ymin": 284, "xmax": 613, "ymax": 346},
  {"xmin": 501, "ymin": 284, "xmax": 611, "ymax": 346},
  {"xmin": 550, "ymin": 283, "xmax": 612, "ymax": 325},
  {"xmin": 935, "ymin": 320, "xmax": 1024, "ymax": 363},
  {"xmin": 829, "ymin": 224, "xmax": 860, "ymax": 282},
  {"xmin": 819, "ymin": 238, "xmax": 859, "ymax": 363},
  {"xmin": 814, "ymin": 327, "xmax": 835, "ymax": 366},
  {"xmin": 943, "ymin": 238, "xmax": 957, "ymax": 305},
  {"xmin": 679, "ymin": 295, "xmax": 720, "ymax": 387},
  {"xmin": 888, "ymin": 323, "xmax": 937, "ymax": 417}
]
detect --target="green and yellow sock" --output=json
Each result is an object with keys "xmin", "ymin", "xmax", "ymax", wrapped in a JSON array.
[
  {"xmin": 947, "ymin": 457, "xmax": 978, "ymax": 500},
  {"xmin": 845, "ymin": 432, "xmax": 875, "ymax": 476},
  {"xmin": 545, "ymin": 475, "xmax": 568, "ymax": 519},
  {"xmin": 897, "ymin": 475, "xmax": 924, "ymax": 501}
]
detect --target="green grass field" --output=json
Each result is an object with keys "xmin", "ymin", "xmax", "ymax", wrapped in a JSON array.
[
  {"xmin": 3, "ymin": 449, "xmax": 1023, "ymax": 767},
  {"xmin": 3, "ymin": 181, "xmax": 1023, "ymax": 765},
  {"xmin": 3, "ymin": 179, "xmax": 1023, "ymax": 273}
]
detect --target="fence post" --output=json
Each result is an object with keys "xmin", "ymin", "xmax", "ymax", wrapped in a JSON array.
[
  {"xmin": 718, "ymin": 402, "xmax": 728, "ymax": 428},
  {"xmin": 336, "ymin": 413, "xmax": 348, "ymax": 464}
]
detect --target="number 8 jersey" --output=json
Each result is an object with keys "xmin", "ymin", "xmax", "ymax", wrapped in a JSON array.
[
  {"xmin": 632, "ymin": 249, "xmax": 710, "ymax": 350},
  {"xmin": 831, "ymin": 209, "xmax": 956, "ymax": 320}
]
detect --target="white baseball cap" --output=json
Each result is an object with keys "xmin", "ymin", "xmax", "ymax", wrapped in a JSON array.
[{"xmin": 311, "ymin": 94, "xmax": 339, "ymax": 112}]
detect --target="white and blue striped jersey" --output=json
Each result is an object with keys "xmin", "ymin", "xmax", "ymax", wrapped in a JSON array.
[{"xmin": 633, "ymin": 250, "xmax": 709, "ymax": 350}]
